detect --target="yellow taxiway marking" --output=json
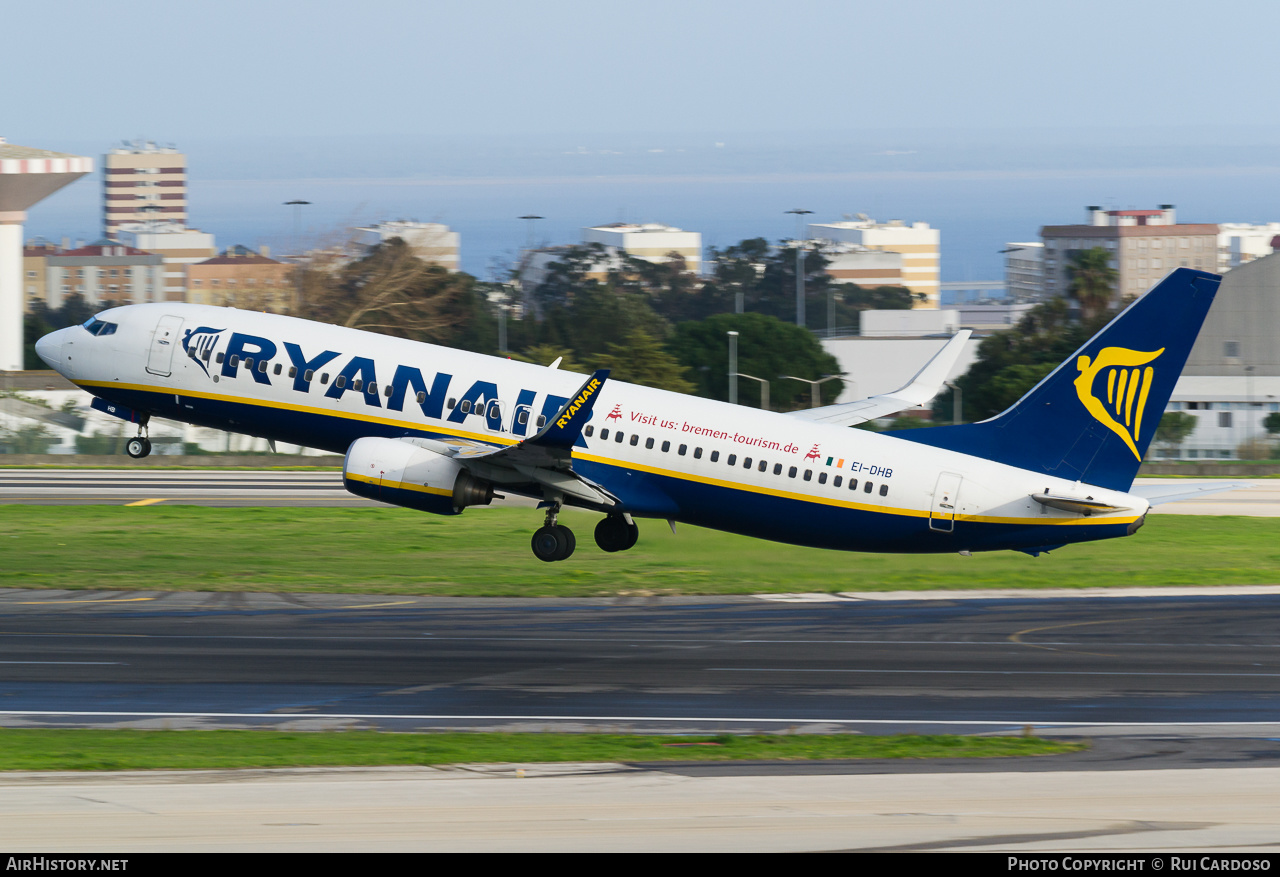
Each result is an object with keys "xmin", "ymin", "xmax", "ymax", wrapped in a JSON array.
[
  {"xmin": 340, "ymin": 600, "xmax": 419, "ymax": 609},
  {"xmin": 14, "ymin": 597, "xmax": 157, "ymax": 605},
  {"xmin": 1009, "ymin": 617, "xmax": 1141, "ymax": 657},
  {"xmin": 124, "ymin": 498, "xmax": 166, "ymax": 507}
]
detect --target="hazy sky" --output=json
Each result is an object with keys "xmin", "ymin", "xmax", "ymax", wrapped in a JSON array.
[{"xmin": 10, "ymin": 0, "xmax": 1280, "ymax": 145}]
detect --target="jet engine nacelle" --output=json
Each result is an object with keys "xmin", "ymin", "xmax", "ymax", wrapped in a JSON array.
[{"xmin": 342, "ymin": 436, "xmax": 494, "ymax": 516}]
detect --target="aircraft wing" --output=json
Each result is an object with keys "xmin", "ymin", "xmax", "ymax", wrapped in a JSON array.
[
  {"xmin": 401, "ymin": 369, "xmax": 620, "ymax": 508},
  {"xmin": 789, "ymin": 330, "xmax": 972, "ymax": 427},
  {"xmin": 1127, "ymin": 481, "xmax": 1253, "ymax": 506}
]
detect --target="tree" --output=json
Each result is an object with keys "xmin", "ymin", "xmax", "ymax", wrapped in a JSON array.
[
  {"xmin": 1153, "ymin": 411, "xmax": 1197, "ymax": 457},
  {"xmin": 1263, "ymin": 412, "xmax": 1280, "ymax": 435},
  {"xmin": 1067, "ymin": 247, "xmax": 1118, "ymax": 323},
  {"xmin": 591, "ymin": 328, "xmax": 695, "ymax": 393},
  {"xmin": 295, "ymin": 238, "xmax": 495, "ymax": 352},
  {"xmin": 670, "ymin": 312, "xmax": 842, "ymax": 409}
]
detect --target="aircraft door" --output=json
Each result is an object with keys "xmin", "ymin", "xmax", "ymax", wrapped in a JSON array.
[
  {"xmin": 929, "ymin": 472, "xmax": 963, "ymax": 532},
  {"xmin": 145, "ymin": 314, "xmax": 185, "ymax": 377}
]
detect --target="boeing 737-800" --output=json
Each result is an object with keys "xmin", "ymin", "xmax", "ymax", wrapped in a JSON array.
[{"xmin": 35, "ymin": 268, "xmax": 1220, "ymax": 562}]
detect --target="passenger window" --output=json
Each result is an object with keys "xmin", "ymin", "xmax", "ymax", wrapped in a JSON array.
[
  {"xmin": 601, "ymin": 428, "xmax": 610, "ymax": 440},
  {"xmin": 585, "ymin": 425, "xmax": 594, "ymax": 437},
  {"xmin": 229, "ymin": 354, "xmax": 239, "ymax": 367},
  {"xmin": 335, "ymin": 376, "xmax": 347, "ymax": 389},
  {"xmin": 773, "ymin": 463, "xmax": 782, "ymax": 475},
  {"xmin": 833, "ymin": 476, "xmax": 843, "ymax": 487},
  {"xmin": 788, "ymin": 466, "xmax": 797, "ymax": 478},
  {"xmin": 616, "ymin": 431, "xmax": 625, "ymax": 443},
  {"xmin": 727, "ymin": 454, "xmax": 737, "ymax": 466},
  {"xmin": 678, "ymin": 444, "xmax": 687, "ymax": 455},
  {"xmin": 519, "ymin": 410, "xmax": 529, "ymax": 424},
  {"xmin": 661, "ymin": 441, "xmax": 671, "ymax": 452},
  {"xmin": 203, "ymin": 351, "xmax": 212, "ymax": 362},
  {"xmin": 630, "ymin": 434, "xmax": 639, "ymax": 446},
  {"xmin": 289, "ymin": 366, "xmax": 296, "ymax": 378},
  {"xmin": 384, "ymin": 385, "xmax": 392, "ymax": 397},
  {"xmin": 693, "ymin": 446, "xmax": 701, "ymax": 458},
  {"xmin": 304, "ymin": 369, "xmax": 314, "ymax": 382},
  {"xmin": 803, "ymin": 470, "xmax": 812, "ymax": 481},
  {"xmin": 710, "ymin": 450, "xmax": 719, "ymax": 462},
  {"xmin": 818, "ymin": 472, "xmax": 827, "ymax": 484},
  {"xmin": 274, "ymin": 363, "xmax": 282, "ymax": 375},
  {"xmin": 537, "ymin": 415, "xmax": 546, "ymax": 427},
  {"xmin": 447, "ymin": 398, "xmax": 456, "ymax": 409},
  {"xmin": 259, "ymin": 361, "xmax": 269, "ymax": 373},
  {"xmin": 646, "ymin": 437, "xmax": 655, "ymax": 449},
  {"xmin": 352, "ymin": 379, "xmax": 363, "ymax": 391},
  {"xmin": 321, "ymin": 374, "xmax": 329, "ymax": 384},
  {"xmin": 757, "ymin": 460, "xmax": 766, "ymax": 472},
  {"xmin": 216, "ymin": 352, "xmax": 225, "ymax": 364},
  {"xmin": 367, "ymin": 381, "xmax": 377, "ymax": 394},
  {"xmin": 417, "ymin": 391, "xmax": 427, "ymax": 404},
  {"xmin": 864, "ymin": 481, "xmax": 874, "ymax": 493},
  {"xmin": 849, "ymin": 479, "xmax": 858, "ymax": 491},
  {"xmin": 879, "ymin": 484, "xmax": 889, "ymax": 496},
  {"xmin": 743, "ymin": 457, "xmax": 752, "ymax": 468},
  {"xmin": 244, "ymin": 357, "xmax": 253, "ymax": 370},
  {"xmin": 460, "ymin": 399, "xmax": 471, "ymax": 413}
]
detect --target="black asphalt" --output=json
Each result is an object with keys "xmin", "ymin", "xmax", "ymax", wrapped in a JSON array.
[{"xmin": 2, "ymin": 590, "xmax": 1279, "ymax": 758}]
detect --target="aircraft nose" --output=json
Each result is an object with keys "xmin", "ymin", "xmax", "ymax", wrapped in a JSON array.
[{"xmin": 34, "ymin": 329, "xmax": 64, "ymax": 370}]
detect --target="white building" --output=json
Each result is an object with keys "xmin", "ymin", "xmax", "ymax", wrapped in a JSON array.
[
  {"xmin": 115, "ymin": 222, "xmax": 216, "ymax": 302},
  {"xmin": 820, "ymin": 243, "xmax": 904, "ymax": 289},
  {"xmin": 809, "ymin": 217, "xmax": 940, "ymax": 308},
  {"xmin": 582, "ymin": 223, "xmax": 701, "ymax": 274},
  {"xmin": 353, "ymin": 220, "xmax": 460, "ymax": 272},
  {"xmin": 1003, "ymin": 241, "xmax": 1044, "ymax": 302},
  {"xmin": 1217, "ymin": 222, "xmax": 1280, "ymax": 272}
]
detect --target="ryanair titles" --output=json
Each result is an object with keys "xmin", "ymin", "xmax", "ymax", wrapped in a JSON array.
[{"xmin": 183, "ymin": 329, "xmax": 574, "ymax": 437}]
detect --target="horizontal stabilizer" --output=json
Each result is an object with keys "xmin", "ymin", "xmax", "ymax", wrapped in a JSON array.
[
  {"xmin": 791, "ymin": 330, "xmax": 971, "ymax": 426},
  {"xmin": 1127, "ymin": 481, "xmax": 1253, "ymax": 506}
]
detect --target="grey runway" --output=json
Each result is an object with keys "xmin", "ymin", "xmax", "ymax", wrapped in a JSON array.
[{"xmin": 2, "ymin": 589, "xmax": 1279, "ymax": 738}]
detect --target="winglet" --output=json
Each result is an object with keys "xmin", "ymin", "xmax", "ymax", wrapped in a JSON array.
[
  {"xmin": 530, "ymin": 369, "xmax": 610, "ymax": 449},
  {"xmin": 791, "ymin": 329, "xmax": 971, "ymax": 427}
]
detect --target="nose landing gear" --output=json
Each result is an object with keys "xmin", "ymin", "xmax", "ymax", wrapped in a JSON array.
[{"xmin": 125, "ymin": 416, "xmax": 152, "ymax": 459}]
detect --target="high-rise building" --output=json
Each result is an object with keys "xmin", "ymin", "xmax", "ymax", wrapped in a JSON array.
[
  {"xmin": 102, "ymin": 140, "xmax": 187, "ymax": 238},
  {"xmin": 808, "ymin": 217, "xmax": 940, "ymax": 308},
  {"xmin": 186, "ymin": 245, "xmax": 293, "ymax": 312},
  {"xmin": 1003, "ymin": 242, "xmax": 1044, "ymax": 302},
  {"xmin": 352, "ymin": 220, "xmax": 460, "ymax": 271},
  {"xmin": 1041, "ymin": 206, "xmax": 1217, "ymax": 301},
  {"xmin": 43, "ymin": 240, "xmax": 164, "ymax": 309},
  {"xmin": 582, "ymin": 223, "xmax": 701, "ymax": 274},
  {"xmin": 1217, "ymin": 222, "xmax": 1280, "ymax": 272},
  {"xmin": 115, "ymin": 222, "xmax": 216, "ymax": 302}
]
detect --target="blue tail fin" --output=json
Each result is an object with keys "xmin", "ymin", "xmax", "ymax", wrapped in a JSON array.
[{"xmin": 892, "ymin": 268, "xmax": 1220, "ymax": 491}]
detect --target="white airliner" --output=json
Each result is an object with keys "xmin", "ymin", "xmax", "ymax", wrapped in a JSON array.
[{"xmin": 35, "ymin": 267, "xmax": 1222, "ymax": 562}]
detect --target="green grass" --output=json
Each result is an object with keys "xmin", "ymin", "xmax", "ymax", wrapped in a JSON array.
[
  {"xmin": 0, "ymin": 729, "xmax": 1081, "ymax": 771},
  {"xmin": 0, "ymin": 506, "xmax": 1276, "ymax": 596}
]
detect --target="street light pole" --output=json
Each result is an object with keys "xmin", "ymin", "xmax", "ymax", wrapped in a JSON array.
[
  {"xmin": 733, "ymin": 373, "xmax": 770, "ymax": 411},
  {"xmin": 785, "ymin": 208, "xmax": 813, "ymax": 328},
  {"xmin": 283, "ymin": 200, "xmax": 311, "ymax": 257},
  {"xmin": 780, "ymin": 373, "xmax": 843, "ymax": 409},
  {"xmin": 727, "ymin": 331, "xmax": 739, "ymax": 405},
  {"xmin": 518, "ymin": 215, "xmax": 543, "ymax": 251}
]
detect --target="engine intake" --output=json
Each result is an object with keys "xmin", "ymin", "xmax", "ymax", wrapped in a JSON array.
[{"xmin": 343, "ymin": 436, "xmax": 494, "ymax": 516}]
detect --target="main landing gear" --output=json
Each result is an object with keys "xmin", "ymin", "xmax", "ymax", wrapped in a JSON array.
[
  {"xmin": 532, "ymin": 502, "xmax": 576, "ymax": 562},
  {"xmin": 125, "ymin": 416, "xmax": 153, "ymax": 459},
  {"xmin": 530, "ymin": 506, "xmax": 640, "ymax": 562}
]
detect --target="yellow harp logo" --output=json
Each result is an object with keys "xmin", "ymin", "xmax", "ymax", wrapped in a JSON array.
[{"xmin": 1073, "ymin": 346, "xmax": 1164, "ymax": 460}]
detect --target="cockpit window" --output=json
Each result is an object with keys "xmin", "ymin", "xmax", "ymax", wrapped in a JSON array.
[{"xmin": 81, "ymin": 318, "xmax": 118, "ymax": 336}]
